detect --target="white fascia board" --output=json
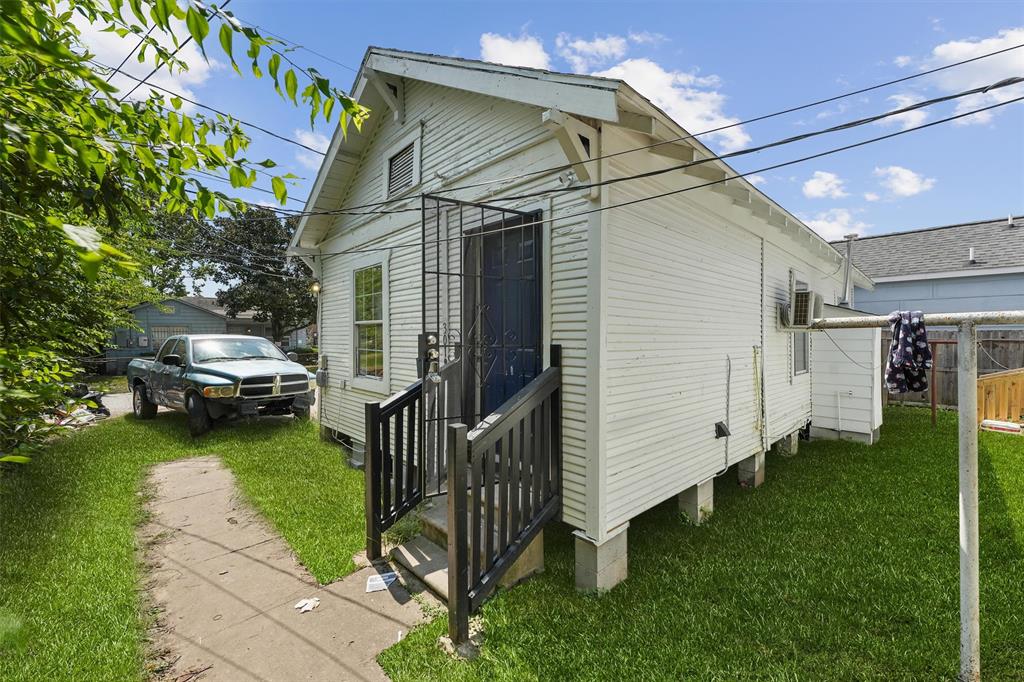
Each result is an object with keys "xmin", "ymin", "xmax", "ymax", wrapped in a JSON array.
[
  {"xmin": 366, "ymin": 52, "xmax": 621, "ymax": 122},
  {"xmin": 614, "ymin": 86, "xmax": 856, "ymax": 278},
  {"xmin": 870, "ymin": 265, "xmax": 1024, "ymax": 283},
  {"xmin": 291, "ymin": 75, "xmax": 377, "ymax": 250}
]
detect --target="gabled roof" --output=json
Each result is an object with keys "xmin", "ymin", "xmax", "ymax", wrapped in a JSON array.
[
  {"xmin": 832, "ymin": 215, "xmax": 1024, "ymax": 281},
  {"xmin": 131, "ymin": 296, "xmax": 261, "ymax": 321},
  {"xmin": 295, "ymin": 47, "xmax": 871, "ymax": 287}
]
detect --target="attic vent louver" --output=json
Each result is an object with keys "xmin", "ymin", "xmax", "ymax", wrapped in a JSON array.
[{"xmin": 387, "ymin": 143, "xmax": 416, "ymax": 196}]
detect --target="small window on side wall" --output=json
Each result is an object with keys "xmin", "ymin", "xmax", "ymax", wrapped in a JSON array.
[
  {"xmin": 793, "ymin": 280, "xmax": 810, "ymax": 375},
  {"xmin": 353, "ymin": 264, "xmax": 384, "ymax": 380}
]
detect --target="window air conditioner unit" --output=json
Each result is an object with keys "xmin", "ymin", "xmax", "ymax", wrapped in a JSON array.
[{"xmin": 779, "ymin": 273, "xmax": 823, "ymax": 329}]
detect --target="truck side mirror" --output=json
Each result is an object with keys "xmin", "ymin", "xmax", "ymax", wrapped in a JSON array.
[
  {"xmin": 287, "ymin": 352, "xmax": 299, "ymax": 362},
  {"xmin": 162, "ymin": 354, "xmax": 182, "ymax": 367}
]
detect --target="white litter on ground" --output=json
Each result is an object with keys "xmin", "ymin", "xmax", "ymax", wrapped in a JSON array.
[
  {"xmin": 365, "ymin": 572, "xmax": 398, "ymax": 593},
  {"xmin": 293, "ymin": 597, "xmax": 320, "ymax": 613}
]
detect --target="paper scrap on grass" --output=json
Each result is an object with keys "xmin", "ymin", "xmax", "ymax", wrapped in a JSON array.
[
  {"xmin": 366, "ymin": 572, "xmax": 398, "ymax": 592},
  {"xmin": 294, "ymin": 597, "xmax": 320, "ymax": 613}
]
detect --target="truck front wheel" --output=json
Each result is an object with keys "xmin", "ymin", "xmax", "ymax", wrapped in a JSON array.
[
  {"xmin": 186, "ymin": 393, "xmax": 212, "ymax": 437},
  {"xmin": 133, "ymin": 384, "xmax": 157, "ymax": 420}
]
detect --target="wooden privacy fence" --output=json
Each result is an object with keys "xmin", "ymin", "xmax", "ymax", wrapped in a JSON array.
[
  {"xmin": 977, "ymin": 368, "xmax": 1024, "ymax": 424},
  {"xmin": 881, "ymin": 331, "xmax": 1024, "ymax": 409}
]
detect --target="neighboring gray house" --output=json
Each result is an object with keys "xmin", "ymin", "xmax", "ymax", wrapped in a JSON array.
[
  {"xmin": 837, "ymin": 215, "xmax": 1024, "ymax": 320},
  {"xmin": 105, "ymin": 297, "xmax": 271, "ymax": 373}
]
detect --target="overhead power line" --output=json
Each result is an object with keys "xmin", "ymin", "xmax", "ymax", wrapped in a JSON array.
[
  {"xmin": 438, "ymin": 42, "xmax": 1024, "ymax": 195},
  {"xmin": 308, "ymin": 96, "xmax": 1024, "ymax": 260},
  {"xmin": 106, "ymin": 24, "xmax": 156, "ymax": 83},
  {"xmin": 482, "ymin": 76, "xmax": 1024, "ymax": 204},
  {"xmin": 92, "ymin": 59, "xmax": 328, "ymax": 156},
  {"xmin": 119, "ymin": 0, "xmax": 234, "ymax": 102}
]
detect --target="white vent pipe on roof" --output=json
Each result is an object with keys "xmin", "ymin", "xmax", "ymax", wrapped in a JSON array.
[{"xmin": 969, "ymin": 247, "xmax": 976, "ymax": 264}]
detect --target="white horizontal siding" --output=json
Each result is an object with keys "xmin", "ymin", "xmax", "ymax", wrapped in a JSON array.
[
  {"xmin": 602, "ymin": 154, "xmax": 763, "ymax": 530},
  {"xmin": 315, "ymin": 80, "xmax": 591, "ymax": 530},
  {"xmin": 811, "ymin": 326, "xmax": 882, "ymax": 435}
]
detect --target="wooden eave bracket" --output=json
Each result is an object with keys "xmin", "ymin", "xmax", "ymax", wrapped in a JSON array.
[
  {"xmin": 365, "ymin": 67, "xmax": 404, "ymax": 124},
  {"xmin": 542, "ymin": 108, "xmax": 599, "ymax": 197}
]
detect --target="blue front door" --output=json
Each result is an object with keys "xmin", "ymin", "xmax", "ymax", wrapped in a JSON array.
[{"xmin": 465, "ymin": 212, "xmax": 543, "ymax": 420}]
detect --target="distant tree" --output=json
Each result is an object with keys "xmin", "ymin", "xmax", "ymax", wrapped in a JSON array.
[{"xmin": 209, "ymin": 207, "xmax": 315, "ymax": 342}]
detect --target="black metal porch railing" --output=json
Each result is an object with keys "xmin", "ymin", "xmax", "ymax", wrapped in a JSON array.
[
  {"xmin": 364, "ymin": 379, "xmax": 423, "ymax": 561},
  {"xmin": 447, "ymin": 345, "xmax": 562, "ymax": 645}
]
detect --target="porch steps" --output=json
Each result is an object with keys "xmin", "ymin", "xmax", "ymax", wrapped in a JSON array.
[
  {"xmin": 392, "ymin": 535, "xmax": 450, "ymax": 601},
  {"xmin": 391, "ymin": 493, "xmax": 544, "ymax": 604}
]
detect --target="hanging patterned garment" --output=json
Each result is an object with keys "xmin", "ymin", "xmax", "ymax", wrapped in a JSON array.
[{"xmin": 885, "ymin": 311, "xmax": 933, "ymax": 393}]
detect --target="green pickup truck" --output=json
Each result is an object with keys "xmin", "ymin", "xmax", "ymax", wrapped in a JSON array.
[{"xmin": 126, "ymin": 334, "xmax": 316, "ymax": 436}]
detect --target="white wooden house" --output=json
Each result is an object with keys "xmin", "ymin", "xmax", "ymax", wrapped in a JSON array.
[{"xmin": 290, "ymin": 47, "xmax": 881, "ymax": 599}]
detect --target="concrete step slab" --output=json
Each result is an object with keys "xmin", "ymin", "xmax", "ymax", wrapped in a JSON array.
[{"xmin": 391, "ymin": 535, "xmax": 449, "ymax": 602}]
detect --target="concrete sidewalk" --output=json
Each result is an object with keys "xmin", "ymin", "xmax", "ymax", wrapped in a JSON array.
[{"xmin": 141, "ymin": 457, "xmax": 426, "ymax": 681}]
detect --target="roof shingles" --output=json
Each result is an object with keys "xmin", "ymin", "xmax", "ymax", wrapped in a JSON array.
[{"xmin": 832, "ymin": 215, "xmax": 1024, "ymax": 279}]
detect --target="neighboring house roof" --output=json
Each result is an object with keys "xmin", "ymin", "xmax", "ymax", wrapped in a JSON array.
[
  {"xmin": 293, "ymin": 46, "xmax": 872, "ymax": 289},
  {"xmin": 130, "ymin": 296, "xmax": 262, "ymax": 321},
  {"xmin": 833, "ymin": 215, "xmax": 1024, "ymax": 281}
]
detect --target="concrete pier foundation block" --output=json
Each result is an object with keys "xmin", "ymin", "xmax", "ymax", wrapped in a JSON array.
[
  {"xmin": 774, "ymin": 432, "xmax": 799, "ymax": 456},
  {"xmin": 574, "ymin": 525, "xmax": 628, "ymax": 593},
  {"xmin": 678, "ymin": 480, "xmax": 714, "ymax": 524},
  {"xmin": 738, "ymin": 451, "xmax": 765, "ymax": 488}
]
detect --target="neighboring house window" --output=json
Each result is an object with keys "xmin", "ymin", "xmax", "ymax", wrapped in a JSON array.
[
  {"xmin": 793, "ymin": 280, "xmax": 810, "ymax": 375},
  {"xmin": 152, "ymin": 325, "xmax": 188, "ymax": 349},
  {"xmin": 353, "ymin": 264, "xmax": 385, "ymax": 380},
  {"xmin": 382, "ymin": 131, "xmax": 420, "ymax": 199}
]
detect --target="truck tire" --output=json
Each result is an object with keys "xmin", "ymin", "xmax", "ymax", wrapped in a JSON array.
[
  {"xmin": 133, "ymin": 384, "xmax": 157, "ymax": 420},
  {"xmin": 186, "ymin": 393, "xmax": 212, "ymax": 437},
  {"xmin": 292, "ymin": 405, "xmax": 311, "ymax": 420}
]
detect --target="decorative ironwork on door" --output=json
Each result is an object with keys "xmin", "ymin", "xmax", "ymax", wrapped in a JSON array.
[{"xmin": 420, "ymin": 195, "xmax": 544, "ymax": 498}]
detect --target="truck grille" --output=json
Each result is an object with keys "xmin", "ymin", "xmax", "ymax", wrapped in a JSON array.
[{"xmin": 239, "ymin": 374, "xmax": 309, "ymax": 398}]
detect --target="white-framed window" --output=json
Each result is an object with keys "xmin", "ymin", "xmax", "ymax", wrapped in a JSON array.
[
  {"xmin": 793, "ymin": 279, "xmax": 810, "ymax": 375},
  {"xmin": 381, "ymin": 130, "xmax": 420, "ymax": 199},
  {"xmin": 351, "ymin": 254, "xmax": 389, "ymax": 392}
]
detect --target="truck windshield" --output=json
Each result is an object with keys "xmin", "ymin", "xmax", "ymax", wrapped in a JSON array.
[{"xmin": 192, "ymin": 337, "xmax": 289, "ymax": 363}]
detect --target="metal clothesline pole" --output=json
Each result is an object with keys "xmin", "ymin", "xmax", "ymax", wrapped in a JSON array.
[{"xmin": 810, "ymin": 310, "xmax": 1024, "ymax": 682}]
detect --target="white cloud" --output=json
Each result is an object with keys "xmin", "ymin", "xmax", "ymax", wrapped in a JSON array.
[
  {"xmin": 747, "ymin": 174, "xmax": 766, "ymax": 186},
  {"xmin": 863, "ymin": 192, "xmax": 880, "ymax": 202},
  {"xmin": 874, "ymin": 165, "xmax": 936, "ymax": 197},
  {"xmin": 802, "ymin": 171, "xmax": 848, "ymax": 199},
  {"xmin": 804, "ymin": 209, "xmax": 870, "ymax": 241},
  {"xmin": 893, "ymin": 55, "xmax": 913, "ymax": 68},
  {"xmin": 74, "ymin": 13, "xmax": 217, "ymax": 111},
  {"xmin": 628, "ymin": 31, "xmax": 668, "ymax": 46},
  {"xmin": 480, "ymin": 32, "xmax": 550, "ymax": 69},
  {"xmin": 294, "ymin": 129, "xmax": 330, "ymax": 170},
  {"xmin": 924, "ymin": 27, "xmax": 1024, "ymax": 125},
  {"xmin": 556, "ymin": 33, "xmax": 628, "ymax": 73},
  {"xmin": 593, "ymin": 58, "xmax": 748, "ymax": 151},
  {"xmin": 875, "ymin": 93, "xmax": 929, "ymax": 131}
]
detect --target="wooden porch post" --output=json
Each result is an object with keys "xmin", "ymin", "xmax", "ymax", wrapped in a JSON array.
[
  {"xmin": 447, "ymin": 423, "xmax": 470, "ymax": 645},
  {"xmin": 365, "ymin": 401, "xmax": 383, "ymax": 561}
]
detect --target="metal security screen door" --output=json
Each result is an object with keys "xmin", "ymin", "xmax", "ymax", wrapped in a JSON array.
[{"xmin": 421, "ymin": 196, "xmax": 543, "ymax": 496}]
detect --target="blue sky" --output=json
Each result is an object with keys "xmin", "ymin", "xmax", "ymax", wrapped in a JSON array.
[{"xmin": 83, "ymin": 1, "xmax": 1024, "ymax": 242}]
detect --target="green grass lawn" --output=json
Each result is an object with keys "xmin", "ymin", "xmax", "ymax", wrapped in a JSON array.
[
  {"xmin": 0, "ymin": 413, "xmax": 363, "ymax": 682},
  {"xmin": 380, "ymin": 407, "xmax": 1024, "ymax": 681}
]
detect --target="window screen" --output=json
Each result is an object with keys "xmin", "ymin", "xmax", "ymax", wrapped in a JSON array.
[
  {"xmin": 354, "ymin": 265, "xmax": 384, "ymax": 378},
  {"xmin": 387, "ymin": 143, "xmax": 415, "ymax": 196},
  {"xmin": 793, "ymin": 280, "xmax": 809, "ymax": 375}
]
